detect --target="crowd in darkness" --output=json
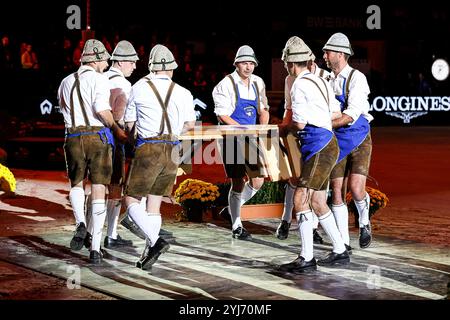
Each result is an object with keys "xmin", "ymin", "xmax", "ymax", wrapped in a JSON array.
[
  {"xmin": 0, "ymin": 30, "xmax": 232, "ymax": 123},
  {"xmin": 1, "ymin": 7, "xmax": 448, "ymax": 124}
]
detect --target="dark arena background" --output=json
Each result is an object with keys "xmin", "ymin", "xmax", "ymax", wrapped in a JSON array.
[{"xmin": 0, "ymin": 0, "xmax": 449, "ymax": 312}]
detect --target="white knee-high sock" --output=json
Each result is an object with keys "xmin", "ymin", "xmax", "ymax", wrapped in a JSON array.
[
  {"xmin": 312, "ymin": 211, "xmax": 319, "ymax": 229},
  {"xmin": 127, "ymin": 203, "xmax": 162, "ymax": 246},
  {"xmin": 332, "ymin": 203, "xmax": 350, "ymax": 245},
  {"xmin": 106, "ymin": 199, "xmax": 121, "ymax": 239},
  {"xmin": 85, "ymin": 194, "xmax": 94, "ymax": 234},
  {"xmin": 319, "ymin": 211, "xmax": 346, "ymax": 254},
  {"xmin": 281, "ymin": 183, "xmax": 295, "ymax": 223},
  {"xmin": 139, "ymin": 197, "xmax": 147, "ymax": 211},
  {"xmin": 91, "ymin": 200, "xmax": 107, "ymax": 252},
  {"xmin": 147, "ymin": 213, "xmax": 162, "ymax": 247},
  {"xmin": 296, "ymin": 210, "xmax": 314, "ymax": 261},
  {"xmin": 355, "ymin": 192, "xmax": 370, "ymax": 227},
  {"xmin": 239, "ymin": 182, "xmax": 258, "ymax": 206},
  {"xmin": 229, "ymin": 190, "xmax": 242, "ymax": 230},
  {"xmin": 127, "ymin": 202, "xmax": 148, "ymax": 235},
  {"xmin": 69, "ymin": 187, "xmax": 86, "ymax": 225}
]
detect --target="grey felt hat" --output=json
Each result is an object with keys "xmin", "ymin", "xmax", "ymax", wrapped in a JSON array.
[
  {"xmin": 148, "ymin": 44, "xmax": 164, "ymax": 68},
  {"xmin": 80, "ymin": 39, "xmax": 110, "ymax": 63},
  {"xmin": 282, "ymin": 37, "xmax": 313, "ymax": 63},
  {"xmin": 150, "ymin": 45, "xmax": 178, "ymax": 71},
  {"xmin": 322, "ymin": 32, "xmax": 354, "ymax": 56},
  {"xmin": 234, "ymin": 45, "xmax": 258, "ymax": 66},
  {"xmin": 111, "ymin": 40, "xmax": 139, "ymax": 61}
]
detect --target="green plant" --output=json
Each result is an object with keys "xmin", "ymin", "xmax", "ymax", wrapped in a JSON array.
[
  {"xmin": 213, "ymin": 181, "xmax": 286, "ymax": 206},
  {"xmin": 245, "ymin": 181, "xmax": 286, "ymax": 204}
]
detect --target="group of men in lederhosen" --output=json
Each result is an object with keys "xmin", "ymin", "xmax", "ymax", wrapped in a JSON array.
[
  {"xmin": 58, "ymin": 31, "xmax": 373, "ymax": 274},
  {"xmin": 58, "ymin": 39, "xmax": 195, "ymax": 268},
  {"xmin": 212, "ymin": 33, "xmax": 373, "ymax": 274}
]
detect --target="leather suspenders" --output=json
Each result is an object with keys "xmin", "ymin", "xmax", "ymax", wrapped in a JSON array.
[{"xmin": 146, "ymin": 80, "xmax": 176, "ymax": 135}]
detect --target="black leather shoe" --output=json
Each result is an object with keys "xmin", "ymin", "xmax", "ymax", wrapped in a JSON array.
[
  {"xmin": 359, "ymin": 224, "xmax": 372, "ymax": 248},
  {"xmin": 317, "ymin": 251, "xmax": 350, "ymax": 266},
  {"xmin": 345, "ymin": 244, "xmax": 353, "ymax": 255},
  {"xmin": 159, "ymin": 228, "xmax": 173, "ymax": 236},
  {"xmin": 232, "ymin": 226, "xmax": 252, "ymax": 240},
  {"xmin": 276, "ymin": 220, "xmax": 290, "ymax": 240},
  {"xmin": 89, "ymin": 250, "xmax": 103, "ymax": 264},
  {"xmin": 84, "ymin": 232, "xmax": 92, "ymax": 249},
  {"xmin": 120, "ymin": 213, "xmax": 146, "ymax": 240},
  {"xmin": 279, "ymin": 256, "xmax": 317, "ymax": 273},
  {"xmin": 219, "ymin": 207, "xmax": 232, "ymax": 226},
  {"xmin": 104, "ymin": 234, "xmax": 133, "ymax": 248},
  {"xmin": 136, "ymin": 237, "xmax": 170, "ymax": 270},
  {"xmin": 70, "ymin": 222, "xmax": 87, "ymax": 251},
  {"xmin": 313, "ymin": 228, "xmax": 324, "ymax": 244}
]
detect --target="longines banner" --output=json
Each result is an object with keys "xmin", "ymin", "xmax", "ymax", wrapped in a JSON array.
[
  {"xmin": 38, "ymin": 96, "xmax": 450, "ymax": 125},
  {"xmin": 370, "ymin": 96, "xmax": 450, "ymax": 124}
]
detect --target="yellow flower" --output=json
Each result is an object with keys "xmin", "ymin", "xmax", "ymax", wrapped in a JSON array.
[
  {"xmin": 174, "ymin": 178, "xmax": 220, "ymax": 209},
  {"xmin": 0, "ymin": 164, "xmax": 16, "ymax": 193}
]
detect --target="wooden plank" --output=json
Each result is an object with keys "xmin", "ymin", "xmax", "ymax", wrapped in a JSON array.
[
  {"xmin": 282, "ymin": 133, "xmax": 302, "ymax": 179},
  {"xmin": 178, "ymin": 124, "xmax": 278, "ymax": 140},
  {"xmin": 177, "ymin": 125, "xmax": 302, "ymax": 181},
  {"xmin": 255, "ymin": 133, "xmax": 301, "ymax": 181}
]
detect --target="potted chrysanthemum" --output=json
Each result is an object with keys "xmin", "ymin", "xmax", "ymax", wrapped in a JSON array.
[{"xmin": 174, "ymin": 179, "xmax": 220, "ymax": 222}]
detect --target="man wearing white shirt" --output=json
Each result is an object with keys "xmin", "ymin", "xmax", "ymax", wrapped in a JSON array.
[
  {"xmin": 323, "ymin": 32, "xmax": 374, "ymax": 249},
  {"xmin": 278, "ymin": 39, "xmax": 350, "ymax": 273},
  {"xmin": 123, "ymin": 45, "xmax": 196, "ymax": 270},
  {"xmin": 118, "ymin": 43, "xmax": 164, "ymax": 240},
  {"xmin": 276, "ymin": 37, "xmax": 328, "ymax": 244},
  {"xmin": 57, "ymin": 39, "xmax": 126, "ymax": 263},
  {"xmin": 102, "ymin": 40, "xmax": 139, "ymax": 248},
  {"xmin": 212, "ymin": 45, "xmax": 270, "ymax": 240}
]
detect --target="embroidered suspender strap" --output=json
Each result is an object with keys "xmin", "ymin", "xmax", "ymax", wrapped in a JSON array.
[
  {"xmin": 345, "ymin": 69, "xmax": 356, "ymax": 106},
  {"xmin": 252, "ymin": 81, "xmax": 261, "ymax": 115},
  {"xmin": 302, "ymin": 76, "xmax": 329, "ymax": 107},
  {"xmin": 227, "ymin": 75, "xmax": 239, "ymax": 104},
  {"xmin": 146, "ymin": 80, "xmax": 175, "ymax": 135}
]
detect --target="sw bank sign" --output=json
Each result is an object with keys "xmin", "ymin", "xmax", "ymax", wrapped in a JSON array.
[{"xmin": 370, "ymin": 96, "xmax": 450, "ymax": 124}]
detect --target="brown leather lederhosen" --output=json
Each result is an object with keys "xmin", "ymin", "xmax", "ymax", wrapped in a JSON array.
[
  {"xmin": 63, "ymin": 69, "xmax": 112, "ymax": 185},
  {"xmin": 124, "ymin": 80, "xmax": 179, "ymax": 197}
]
